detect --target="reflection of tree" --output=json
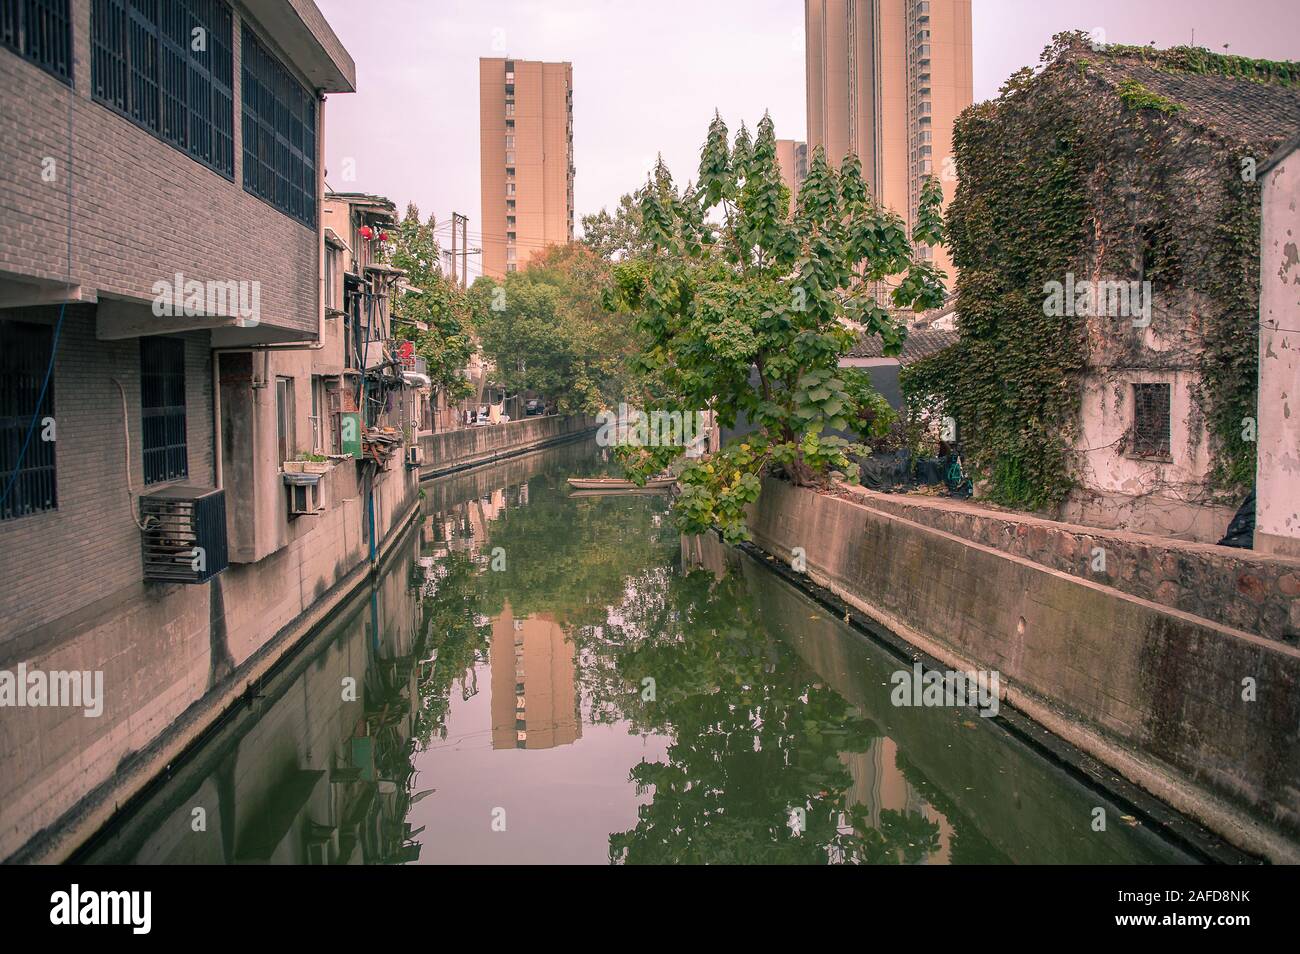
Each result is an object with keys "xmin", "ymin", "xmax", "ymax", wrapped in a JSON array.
[
  {"xmin": 584, "ymin": 568, "xmax": 941, "ymax": 864},
  {"xmin": 476, "ymin": 474, "xmax": 677, "ymax": 629},
  {"xmin": 410, "ymin": 551, "xmax": 492, "ymax": 748}
]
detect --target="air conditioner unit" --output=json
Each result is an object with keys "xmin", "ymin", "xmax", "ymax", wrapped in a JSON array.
[
  {"xmin": 407, "ymin": 444, "xmax": 424, "ymax": 467},
  {"xmin": 283, "ymin": 473, "xmax": 325, "ymax": 515},
  {"xmin": 140, "ymin": 486, "xmax": 229, "ymax": 584}
]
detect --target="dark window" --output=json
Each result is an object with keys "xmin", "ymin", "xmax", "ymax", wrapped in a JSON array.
[
  {"xmin": 0, "ymin": 320, "xmax": 57, "ymax": 520},
  {"xmin": 141, "ymin": 337, "xmax": 188, "ymax": 483},
  {"xmin": 90, "ymin": 0, "xmax": 234, "ymax": 177},
  {"xmin": 1131, "ymin": 383, "xmax": 1171, "ymax": 459},
  {"xmin": 1, "ymin": 0, "xmax": 72, "ymax": 83},
  {"xmin": 241, "ymin": 22, "xmax": 316, "ymax": 227},
  {"xmin": 275, "ymin": 376, "xmax": 294, "ymax": 462}
]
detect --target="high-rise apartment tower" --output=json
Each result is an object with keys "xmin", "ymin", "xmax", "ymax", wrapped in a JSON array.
[
  {"xmin": 479, "ymin": 57, "xmax": 574, "ymax": 279},
  {"xmin": 805, "ymin": 0, "xmax": 972, "ymax": 284}
]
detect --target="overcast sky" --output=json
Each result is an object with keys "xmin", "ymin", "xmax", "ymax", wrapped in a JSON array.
[{"xmin": 316, "ymin": 0, "xmax": 1300, "ymax": 281}]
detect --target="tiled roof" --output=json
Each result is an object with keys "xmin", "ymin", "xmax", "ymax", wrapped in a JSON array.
[
  {"xmin": 1061, "ymin": 42, "xmax": 1300, "ymax": 153},
  {"xmin": 848, "ymin": 325, "xmax": 958, "ymax": 362}
]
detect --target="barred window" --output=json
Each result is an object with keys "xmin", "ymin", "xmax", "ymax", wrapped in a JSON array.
[
  {"xmin": 141, "ymin": 337, "xmax": 188, "ymax": 484},
  {"xmin": 1131, "ymin": 383, "xmax": 1171, "ymax": 459},
  {"xmin": 241, "ymin": 22, "xmax": 316, "ymax": 227},
  {"xmin": 1, "ymin": 0, "xmax": 72, "ymax": 83},
  {"xmin": 0, "ymin": 320, "xmax": 57, "ymax": 520},
  {"xmin": 90, "ymin": 0, "xmax": 234, "ymax": 177}
]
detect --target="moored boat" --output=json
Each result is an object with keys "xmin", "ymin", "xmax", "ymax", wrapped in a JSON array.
[{"xmin": 566, "ymin": 475, "xmax": 676, "ymax": 491}]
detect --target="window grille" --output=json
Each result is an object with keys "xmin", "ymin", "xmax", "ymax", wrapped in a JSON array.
[
  {"xmin": 1131, "ymin": 383, "xmax": 1171, "ymax": 458},
  {"xmin": 0, "ymin": 320, "xmax": 57, "ymax": 519},
  {"xmin": 91, "ymin": 0, "xmax": 234, "ymax": 176},
  {"xmin": 141, "ymin": 336, "xmax": 188, "ymax": 484},
  {"xmin": 241, "ymin": 21, "xmax": 316, "ymax": 227},
  {"xmin": 1, "ymin": 0, "xmax": 71, "ymax": 82}
]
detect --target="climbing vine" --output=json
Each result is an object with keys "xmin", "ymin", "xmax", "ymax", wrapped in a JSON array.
[{"xmin": 904, "ymin": 33, "xmax": 1288, "ymax": 509}]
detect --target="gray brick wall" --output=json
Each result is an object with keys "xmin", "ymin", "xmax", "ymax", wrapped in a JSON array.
[
  {"xmin": 0, "ymin": 0, "xmax": 321, "ymax": 336},
  {"xmin": 0, "ymin": 304, "xmax": 214, "ymax": 638}
]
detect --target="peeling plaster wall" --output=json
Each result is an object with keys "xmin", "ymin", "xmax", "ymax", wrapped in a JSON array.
[
  {"xmin": 1070, "ymin": 368, "xmax": 1231, "ymax": 541},
  {"xmin": 1060, "ymin": 125, "xmax": 1244, "ymax": 544},
  {"xmin": 1256, "ymin": 146, "xmax": 1300, "ymax": 558}
]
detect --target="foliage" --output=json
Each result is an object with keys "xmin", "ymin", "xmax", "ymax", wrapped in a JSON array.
[
  {"xmin": 467, "ymin": 244, "xmax": 643, "ymax": 414},
  {"xmin": 386, "ymin": 204, "xmax": 475, "ymax": 401},
  {"xmin": 410, "ymin": 550, "xmax": 492, "ymax": 748},
  {"xmin": 903, "ymin": 31, "xmax": 1277, "ymax": 507},
  {"xmin": 580, "ymin": 191, "xmax": 648, "ymax": 260},
  {"xmin": 1115, "ymin": 78, "xmax": 1182, "ymax": 114},
  {"xmin": 607, "ymin": 112, "xmax": 946, "ymax": 541}
]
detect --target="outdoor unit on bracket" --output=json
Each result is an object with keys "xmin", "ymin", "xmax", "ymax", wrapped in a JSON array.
[
  {"xmin": 139, "ymin": 486, "xmax": 229, "ymax": 584},
  {"xmin": 284, "ymin": 473, "xmax": 325, "ymax": 515}
]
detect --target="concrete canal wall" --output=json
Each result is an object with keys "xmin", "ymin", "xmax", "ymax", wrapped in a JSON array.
[
  {"xmin": 419, "ymin": 415, "xmax": 597, "ymax": 479},
  {"xmin": 748, "ymin": 478, "xmax": 1300, "ymax": 863},
  {"xmin": 1, "ymin": 461, "xmax": 421, "ymax": 864}
]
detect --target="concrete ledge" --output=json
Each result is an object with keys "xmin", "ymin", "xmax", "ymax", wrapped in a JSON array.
[
  {"xmin": 749, "ymin": 478, "xmax": 1300, "ymax": 863},
  {"xmin": 839, "ymin": 484, "xmax": 1300, "ymax": 641}
]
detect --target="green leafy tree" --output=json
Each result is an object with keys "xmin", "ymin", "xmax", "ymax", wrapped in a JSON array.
[
  {"xmin": 606, "ymin": 113, "xmax": 947, "ymax": 541},
  {"xmin": 581, "ymin": 191, "xmax": 647, "ymax": 261},
  {"xmin": 467, "ymin": 244, "xmax": 643, "ymax": 414},
  {"xmin": 386, "ymin": 204, "xmax": 475, "ymax": 402}
]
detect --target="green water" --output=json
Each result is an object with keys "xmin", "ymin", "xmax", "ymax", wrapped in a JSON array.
[{"xmin": 80, "ymin": 439, "xmax": 1196, "ymax": 864}]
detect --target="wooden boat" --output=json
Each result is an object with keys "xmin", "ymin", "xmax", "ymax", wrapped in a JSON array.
[{"xmin": 566, "ymin": 475, "xmax": 676, "ymax": 492}]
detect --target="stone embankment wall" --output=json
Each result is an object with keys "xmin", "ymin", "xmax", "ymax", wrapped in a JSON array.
[
  {"xmin": 419, "ymin": 415, "xmax": 597, "ymax": 478},
  {"xmin": 749, "ymin": 479, "xmax": 1300, "ymax": 863}
]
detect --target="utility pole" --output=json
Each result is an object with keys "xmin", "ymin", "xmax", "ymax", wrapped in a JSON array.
[
  {"xmin": 453, "ymin": 212, "xmax": 469, "ymax": 288},
  {"xmin": 449, "ymin": 212, "xmax": 458, "ymax": 287}
]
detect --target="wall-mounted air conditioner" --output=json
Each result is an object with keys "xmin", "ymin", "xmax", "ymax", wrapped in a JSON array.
[
  {"xmin": 140, "ymin": 486, "xmax": 229, "ymax": 584},
  {"xmin": 283, "ymin": 473, "xmax": 325, "ymax": 515}
]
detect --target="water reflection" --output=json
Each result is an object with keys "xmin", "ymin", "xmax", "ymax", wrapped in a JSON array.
[{"xmin": 80, "ymin": 439, "xmax": 1196, "ymax": 865}]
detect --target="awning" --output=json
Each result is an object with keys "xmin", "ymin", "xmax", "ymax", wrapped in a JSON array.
[{"xmin": 402, "ymin": 371, "xmax": 432, "ymax": 389}]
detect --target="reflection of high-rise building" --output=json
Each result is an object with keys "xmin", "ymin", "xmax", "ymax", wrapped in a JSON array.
[
  {"xmin": 841, "ymin": 737, "xmax": 954, "ymax": 863},
  {"xmin": 490, "ymin": 605, "xmax": 581, "ymax": 750},
  {"xmin": 479, "ymin": 57, "xmax": 574, "ymax": 279},
  {"xmin": 804, "ymin": 0, "xmax": 972, "ymax": 284}
]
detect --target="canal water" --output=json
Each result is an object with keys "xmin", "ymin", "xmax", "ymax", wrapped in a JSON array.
[{"xmin": 79, "ymin": 438, "xmax": 1196, "ymax": 864}]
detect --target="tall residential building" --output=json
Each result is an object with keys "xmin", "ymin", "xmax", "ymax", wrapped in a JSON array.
[
  {"xmin": 805, "ymin": 0, "xmax": 972, "ymax": 283},
  {"xmin": 479, "ymin": 57, "xmax": 574, "ymax": 279},
  {"xmin": 776, "ymin": 139, "xmax": 809, "ymax": 212}
]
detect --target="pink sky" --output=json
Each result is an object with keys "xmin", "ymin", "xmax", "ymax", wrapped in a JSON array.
[{"xmin": 316, "ymin": 0, "xmax": 1300, "ymax": 281}]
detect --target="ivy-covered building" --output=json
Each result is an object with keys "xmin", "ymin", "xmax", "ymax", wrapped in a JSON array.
[{"xmin": 906, "ymin": 34, "xmax": 1300, "ymax": 542}]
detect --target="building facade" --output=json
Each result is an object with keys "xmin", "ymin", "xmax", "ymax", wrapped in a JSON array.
[
  {"xmin": 479, "ymin": 56, "xmax": 574, "ymax": 279},
  {"xmin": 1255, "ymin": 137, "xmax": 1300, "ymax": 558},
  {"xmin": 0, "ymin": 0, "xmax": 427, "ymax": 861},
  {"xmin": 775, "ymin": 138, "xmax": 808, "ymax": 212},
  {"xmin": 804, "ymin": 0, "xmax": 972, "ymax": 283}
]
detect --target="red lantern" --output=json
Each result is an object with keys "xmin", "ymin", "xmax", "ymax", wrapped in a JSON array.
[
  {"xmin": 379, "ymin": 231, "xmax": 389, "ymax": 242},
  {"xmin": 359, "ymin": 225, "xmax": 374, "ymax": 240}
]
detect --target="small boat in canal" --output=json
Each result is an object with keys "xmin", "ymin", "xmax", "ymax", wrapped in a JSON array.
[{"xmin": 566, "ymin": 475, "xmax": 676, "ymax": 492}]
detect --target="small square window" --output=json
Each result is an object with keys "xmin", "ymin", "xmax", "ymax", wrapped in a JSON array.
[{"xmin": 1131, "ymin": 383, "xmax": 1171, "ymax": 458}]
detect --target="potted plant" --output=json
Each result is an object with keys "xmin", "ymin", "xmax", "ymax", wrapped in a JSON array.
[{"xmin": 300, "ymin": 452, "xmax": 330, "ymax": 475}]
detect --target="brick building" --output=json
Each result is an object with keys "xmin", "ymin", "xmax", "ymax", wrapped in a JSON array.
[{"xmin": 0, "ymin": 1, "xmax": 421, "ymax": 861}]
